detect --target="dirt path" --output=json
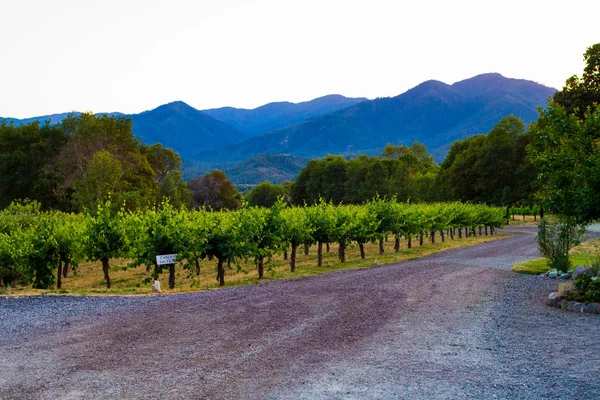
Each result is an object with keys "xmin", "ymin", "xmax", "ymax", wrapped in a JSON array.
[{"xmin": 1, "ymin": 227, "xmax": 599, "ymax": 399}]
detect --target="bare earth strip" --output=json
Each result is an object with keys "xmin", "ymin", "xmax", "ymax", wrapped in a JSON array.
[{"xmin": 1, "ymin": 227, "xmax": 599, "ymax": 399}]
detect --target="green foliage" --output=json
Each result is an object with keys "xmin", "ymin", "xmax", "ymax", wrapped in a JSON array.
[
  {"xmin": 188, "ymin": 170, "xmax": 242, "ymax": 211},
  {"xmin": 529, "ymin": 104, "xmax": 600, "ymax": 223},
  {"xmin": 437, "ymin": 116, "xmax": 536, "ymax": 206},
  {"xmin": 86, "ymin": 201, "xmax": 127, "ymax": 288},
  {"xmin": 553, "ymin": 43, "xmax": 600, "ymax": 119},
  {"xmin": 2, "ymin": 198, "xmax": 506, "ymax": 290},
  {"xmin": 220, "ymin": 154, "xmax": 307, "ymax": 185},
  {"xmin": 291, "ymin": 142, "xmax": 438, "ymax": 205},
  {"xmin": 509, "ymin": 205, "xmax": 541, "ymax": 217},
  {"xmin": 72, "ymin": 150, "xmax": 124, "ymax": 211},
  {"xmin": 0, "ymin": 121, "xmax": 67, "ymax": 209},
  {"xmin": 536, "ymin": 218, "xmax": 584, "ymax": 273},
  {"xmin": 56, "ymin": 113, "xmax": 156, "ymax": 212},
  {"xmin": 26, "ymin": 215, "xmax": 60, "ymax": 289},
  {"xmin": 0, "ymin": 231, "xmax": 28, "ymax": 287},
  {"xmin": 0, "ymin": 113, "xmax": 189, "ymax": 213},
  {"xmin": 141, "ymin": 143, "xmax": 191, "ymax": 208},
  {"xmin": 572, "ymin": 274, "xmax": 600, "ymax": 303},
  {"xmin": 530, "ymin": 44, "xmax": 600, "ymax": 224},
  {"xmin": 245, "ymin": 181, "xmax": 289, "ymax": 207},
  {"xmin": 125, "ymin": 203, "xmax": 189, "ymax": 288}
]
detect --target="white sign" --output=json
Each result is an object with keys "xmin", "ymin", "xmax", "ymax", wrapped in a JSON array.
[{"xmin": 156, "ymin": 254, "xmax": 177, "ymax": 265}]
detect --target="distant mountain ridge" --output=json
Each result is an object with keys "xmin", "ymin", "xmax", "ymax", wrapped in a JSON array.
[
  {"xmin": 128, "ymin": 101, "xmax": 248, "ymax": 153},
  {"xmin": 1, "ymin": 94, "xmax": 367, "ymax": 155},
  {"xmin": 192, "ymin": 73, "xmax": 555, "ymax": 162},
  {"xmin": 203, "ymin": 94, "xmax": 368, "ymax": 135}
]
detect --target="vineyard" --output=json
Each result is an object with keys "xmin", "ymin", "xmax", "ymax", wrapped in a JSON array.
[{"xmin": 0, "ymin": 200, "xmax": 506, "ymax": 293}]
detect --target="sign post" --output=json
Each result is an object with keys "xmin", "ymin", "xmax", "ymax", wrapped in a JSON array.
[{"xmin": 156, "ymin": 254, "xmax": 177, "ymax": 265}]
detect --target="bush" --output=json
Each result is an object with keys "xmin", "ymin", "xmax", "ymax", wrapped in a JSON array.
[
  {"xmin": 536, "ymin": 218, "xmax": 584, "ymax": 273},
  {"xmin": 571, "ymin": 274, "xmax": 600, "ymax": 303}
]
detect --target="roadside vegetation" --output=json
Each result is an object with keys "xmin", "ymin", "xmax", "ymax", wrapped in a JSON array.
[{"xmin": 0, "ymin": 200, "xmax": 506, "ymax": 295}]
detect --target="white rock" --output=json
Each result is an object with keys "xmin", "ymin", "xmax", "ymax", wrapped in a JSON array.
[{"xmin": 152, "ymin": 280, "xmax": 162, "ymax": 293}]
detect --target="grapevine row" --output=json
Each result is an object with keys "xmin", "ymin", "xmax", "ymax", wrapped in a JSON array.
[{"xmin": 0, "ymin": 200, "xmax": 506, "ymax": 290}]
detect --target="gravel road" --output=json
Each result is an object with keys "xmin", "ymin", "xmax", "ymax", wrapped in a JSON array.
[{"xmin": 1, "ymin": 226, "xmax": 599, "ymax": 399}]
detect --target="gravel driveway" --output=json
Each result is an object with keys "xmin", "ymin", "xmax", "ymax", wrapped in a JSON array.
[{"xmin": 1, "ymin": 226, "xmax": 599, "ymax": 399}]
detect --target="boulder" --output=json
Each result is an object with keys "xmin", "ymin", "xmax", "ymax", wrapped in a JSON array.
[
  {"xmin": 546, "ymin": 292, "xmax": 562, "ymax": 306},
  {"xmin": 572, "ymin": 266, "xmax": 593, "ymax": 280},
  {"xmin": 583, "ymin": 304, "xmax": 595, "ymax": 313},
  {"xmin": 567, "ymin": 301, "xmax": 584, "ymax": 313},
  {"xmin": 560, "ymin": 299, "xmax": 569, "ymax": 310}
]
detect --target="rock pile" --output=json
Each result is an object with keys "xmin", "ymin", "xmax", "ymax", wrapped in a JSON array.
[{"xmin": 546, "ymin": 292, "xmax": 600, "ymax": 314}]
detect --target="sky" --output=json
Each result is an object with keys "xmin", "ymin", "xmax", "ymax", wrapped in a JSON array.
[{"xmin": 1, "ymin": 0, "xmax": 598, "ymax": 118}]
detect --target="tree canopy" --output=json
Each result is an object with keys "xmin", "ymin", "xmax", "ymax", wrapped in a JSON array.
[
  {"xmin": 529, "ymin": 43, "xmax": 600, "ymax": 224},
  {"xmin": 188, "ymin": 170, "xmax": 242, "ymax": 210},
  {"xmin": 290, "ymin": 142, "xmax": 438, "ymax": 205},
  {"xmin": 0, "ymin": 114, "xmax": 191, "ymax": 212},
  {"xmin": 436, "ymin": 115, "xmax": 536, "ymax": 206}
]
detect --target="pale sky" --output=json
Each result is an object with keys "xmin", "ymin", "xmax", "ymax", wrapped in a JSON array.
[{"xmin": 1, "ymin": 0, "xmax": 598, "ymax": 118}]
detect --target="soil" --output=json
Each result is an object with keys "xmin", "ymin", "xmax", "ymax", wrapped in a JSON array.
[{"xmin": 1, "ymin": 226, "xmax": 599, "ymax": 399}]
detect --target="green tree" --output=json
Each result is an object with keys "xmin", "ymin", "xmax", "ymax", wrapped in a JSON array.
[
  {"xmin": 0, "ymin": 121, "xmax": 67, "ymax": 209},
  {"xmin": 437, "ymin": 116, "xmax": 535, "ymax": 206},
  {"xmin": 72, "ymin": 150, "xmax": 123, "ymax": 211},
  {"xmin": 553, "ymin": 43, "xmax": 600, "ymax": 119},
  {"xmin": 529, "ymin": 104, "xmax": 600, "ymax": 223},
  {"xmin": 245, "ymin": 181, "xmax": 288, "ymax": 208},
  {"xmin": 55, "ymin": 113, "xmax": 156, "ymax": 211},
  {"xmin": 141, "ymin": 143, "xmax": 191, "ymax": 208},
  {"xmin": 188, "ymin": 170, "xmax": 242, "ymax": 210},
  {"xmin": 530, "ymin": 44, "xmax": 600, "ymax": 224}
]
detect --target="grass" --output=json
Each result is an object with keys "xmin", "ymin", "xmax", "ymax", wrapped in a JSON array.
[
  {"xmin": 505, "ymin": 214, "xmax": 541, "ymax": 226},
  {"xmin": 1, "ymin": 232, "xmax": 510, "ymax": 297},
  {"xmin": 512, "ymin": 237, "xmax": 600, "ymax": 275}
]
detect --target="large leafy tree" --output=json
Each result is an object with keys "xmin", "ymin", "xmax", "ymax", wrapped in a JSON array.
[
  {"xmin": 529, "ymin": 44, "xmax": 600, "ymax": 224},
  {"xmin": 553, "ymin": 43, "xmax": 600, "ymax": 119},
  {"xmin": 54, "ymin": 113, "xmax": 156, "ymax": 211},
  {"xmin": 141, "ymin": 143, "xmax": 191, "ymax": 208},
  {"xmin": 0, "ymin": 121, "xmax": 67, "ymax": 209},
  {"xmin": 245, "ymin": 181, "xmax": 289, "ymax": 208},
  {"xmin": 529, "ymin": 105, "xmax": 600, "ymax": 223},
  {"xmin": 188, "ymin": 170, "xmax": 242, "ymax": 210},
  {"xmin": 437, "ymin": 116, "xmax": 536, "ymax": 206}
]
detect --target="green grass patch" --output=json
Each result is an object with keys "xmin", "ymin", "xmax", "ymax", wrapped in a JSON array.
[
  {"xmin": 512, "ymin": 237, "xmax": 600, "ymax": 275},
  {"xmin": 512, "ymin": 255, "xmax": 591, "ymax": 275}
]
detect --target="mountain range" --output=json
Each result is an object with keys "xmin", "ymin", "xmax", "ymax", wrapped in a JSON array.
[
  {"xmin": 1, "ymin": 73, "xmax": 555, "ymax": 184},
  {"xmin": 192, "ymin": 73, "xmax": 555, "ymax": 163}
]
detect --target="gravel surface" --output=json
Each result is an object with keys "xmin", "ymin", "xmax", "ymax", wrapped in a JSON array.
[{"xmin": 1, "ymin": 226, "xmax": 599, "ymax": 399}]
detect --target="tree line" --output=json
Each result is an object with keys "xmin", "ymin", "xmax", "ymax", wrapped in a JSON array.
[{"xmin": 244, "ymin": 116, "xmax": 538, "ymax": 209}]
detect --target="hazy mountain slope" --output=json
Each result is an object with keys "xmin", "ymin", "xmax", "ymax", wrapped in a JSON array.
[
  {"xmin": 128, "ymin": 101, "xmax": 248, "ymax": 154},
  {"xmin": 203, "ymin": 94, "xmax": 367, "ymax": 135},
  {"xmin": 181, "ymin": 154, "xmax": 306, "ymax": 185},
  {"xmin": 1, "ymin": 112, "xmax": 79, "ymax": 125},
  {"xmin": 192, "ymin": 74, "xmax": 555, "ymax": 162},
  {"xmin": 225, "ymin": 154, "xmax": 307, "ymax": 184}
]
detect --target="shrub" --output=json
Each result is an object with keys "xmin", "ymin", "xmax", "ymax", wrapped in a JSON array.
[
  {"xmin": 571, "ymin": 274, "xmax": 600, "ymax": 303},
  {"xmin": 536, "ymin": 218, "xmax": 584, "ymax": 273}
]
